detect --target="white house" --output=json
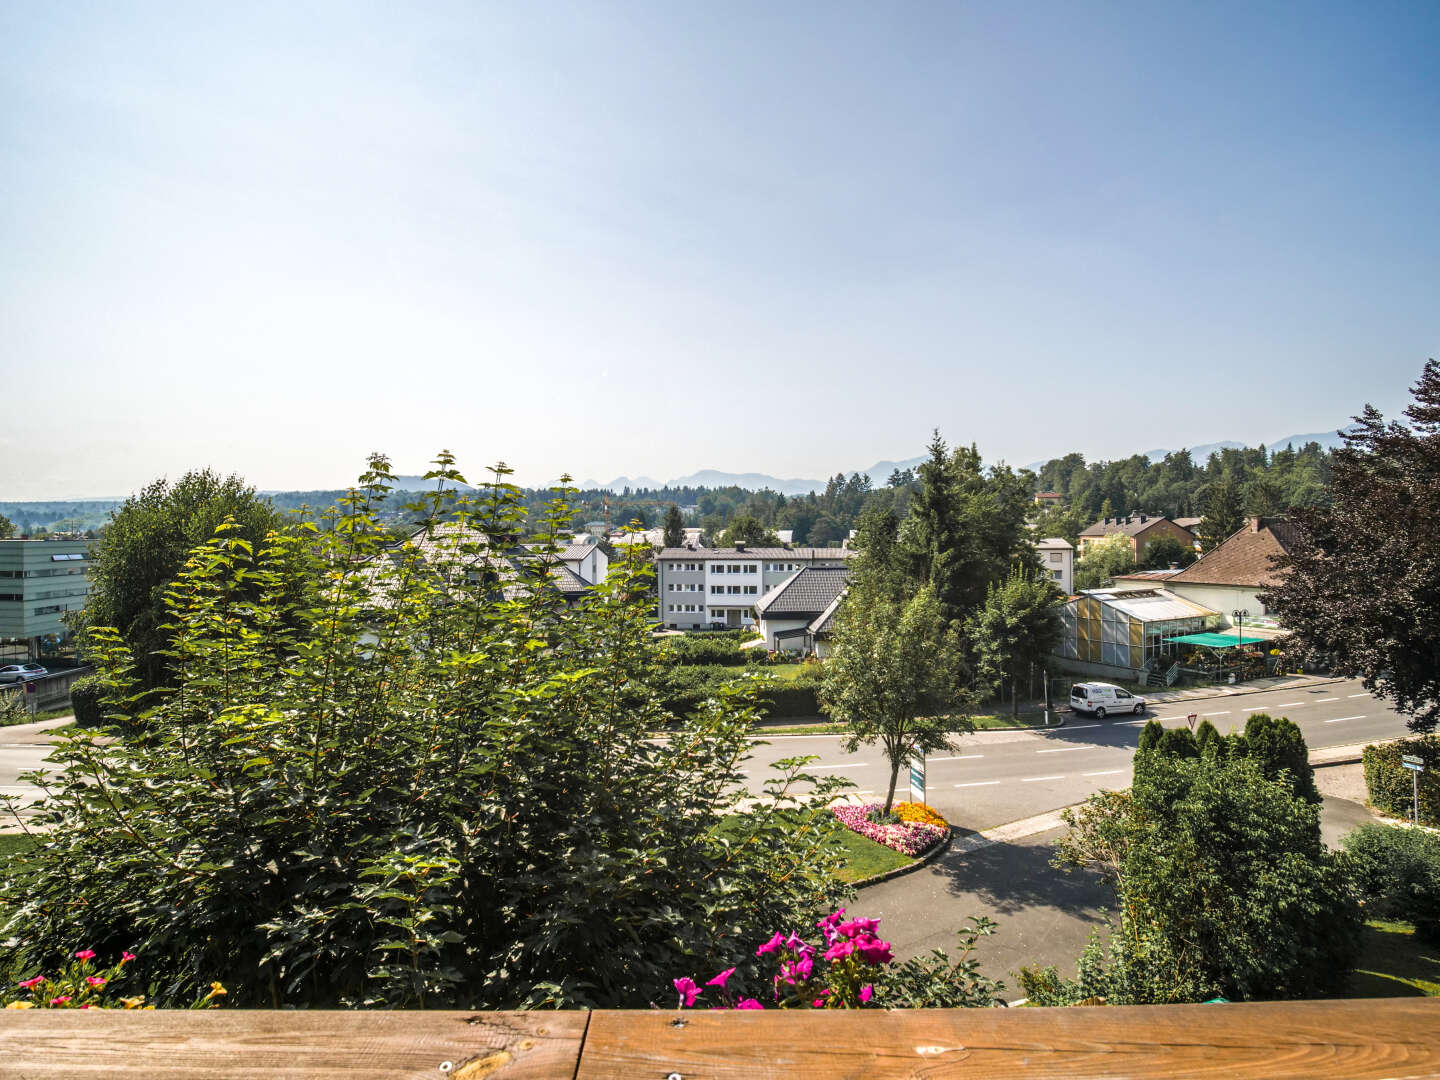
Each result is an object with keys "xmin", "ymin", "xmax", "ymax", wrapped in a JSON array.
[
  {"xmin": 753, "ymin": 566, "xmax": 851, "ymax": 654},
  {"xmin": 655, "ymin": 544, "xmax": 855, "ymax": 629},
  {"xmin": 1036, "ymin": 537, "xmax": 1074, "ymax": 594}
]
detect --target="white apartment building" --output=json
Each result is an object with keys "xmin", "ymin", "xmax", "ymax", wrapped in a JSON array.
[
  {"xmin": 656, "ymin": 544, "xmax": 855, "ymax": 629},
  {"xmin": 1037, "ymin": 537, "xmax": 1074, "ymax": 594}
]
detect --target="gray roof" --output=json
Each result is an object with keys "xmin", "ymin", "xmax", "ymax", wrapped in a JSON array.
[
  {"xmin": 1079, "ymin": 515, "xmax": 1176, "ymax": 538},
  {"xmin": 808, "ymin": 590, "xmax": 845, "ymax": 636},
  {"xmin": 755, "ymin": 566, "xmax": 851, "ymax": 617},
  {"xmin": 1036, "ymin": 537, "xmax": 1073, "ymax": 550},
  {"xmin": 658, "ymin": 546, "xmax": 856, "ymax": 561}
]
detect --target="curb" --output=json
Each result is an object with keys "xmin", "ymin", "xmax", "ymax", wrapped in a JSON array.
[
  {"xmin": 852, "ymin": 825, "xmax": 956, "ymax": 889},
  {"xmin": 1140, "ymin": 675, "xmax": 1347, "ymax": 705}
]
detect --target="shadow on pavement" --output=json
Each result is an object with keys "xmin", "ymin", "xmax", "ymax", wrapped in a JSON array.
[{"xmin": 931, "ymin": 832, "xmax": 1114, "ymax": 920}]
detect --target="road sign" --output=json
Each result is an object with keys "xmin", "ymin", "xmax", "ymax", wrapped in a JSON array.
[
  {"xmin": 1402, "ymin": 759, "xmax": 1425, "ymax": 772},
  {"xmin": 909, "ymin": 752, "xmax": 926, "ymax": 805},
  {"xmin": 1186, "ymin": 713, "xmax": 1198, "ymax": 730}
]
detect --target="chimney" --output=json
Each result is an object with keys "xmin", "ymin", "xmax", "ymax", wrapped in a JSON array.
[
  {"xmin": 735, "ymin": 542, "xmax": 746, "ymax": 552},
  {"xmin": 1249, "ymin": 516, "xmax": 1262, "ymax": 532},
  {"xmin": 1139, "ymin": 514, "xmax": 1147, "ymax": 523}
]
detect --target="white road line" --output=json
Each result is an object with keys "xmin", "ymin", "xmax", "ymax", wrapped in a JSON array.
[
  {"xmin": 1203, "ymin": 711, "xmax": 1231, "ymax": 717},
  {"xmin": 1316, "ymin": 697, "xmax": 1340, "ymax": 703},
  {"xmin": 1082, "ymin": 769, "xmax": 1126, "ymax": 778},
  {"xmin": 1036, "ymin": 746, "xmax": 1090, "ymax": 754},
  {"xmin": 1348, "ymin": 693, "xmax": 1369, "ymax": 699},
  {"xmin": 1273, "ymin": 702, "xmax": 1304, "ymax": 708},
  {"xmin": 1021, "ymin": 775, "xmax": 1067, "ymax": 783},
  {"xmin": 1324, "ymin": 715, "xmax": 1366, "ymax": 724},
  {"xmin": 1066, "ymin": 723, "xmax": 1102, "ymax": 730},
  {"xmin": 954, "ymin": 780, "xmax": 1001, "ymax": 788},
  {"xmin": 929, "ymin": 754, "xmax": 984, "ymax": 762},
  {"xmin": 1119, "ymin": 718, "xmax": 1150, "ymax": 726}
]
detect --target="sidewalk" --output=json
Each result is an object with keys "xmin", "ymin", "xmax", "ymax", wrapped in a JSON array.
[
  {"xmin": 1137, "ymin": 673, "xmax": 1344, "ymax": 705},
  {"xmin": 0, "ymin": 716, "xmax": 74, "ymax": 744}
]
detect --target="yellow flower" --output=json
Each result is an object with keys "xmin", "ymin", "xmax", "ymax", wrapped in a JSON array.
[
  {"xmin": 120, "ymin": 997, "xmax": 146, "ymax": 1009},
  {"xmin": 5, "ymin": 1001, "xmax": 35, "ymax": 1009},
  {"xmin": 204, "ymin": 982, "xmax": 227, "ymax": 999}
]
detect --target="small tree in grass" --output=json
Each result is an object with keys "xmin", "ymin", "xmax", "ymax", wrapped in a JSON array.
[
  {"xmin": 820, "ymin": 583, "xmax": 972, "ymax": 813},
  {"xmin": 968, "ymin": 568, "xmax": 1062, "ymax": 719}
]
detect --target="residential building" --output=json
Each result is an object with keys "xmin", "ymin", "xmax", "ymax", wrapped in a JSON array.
[
  {"xmin": 552, "ymin": 536, "xmax": 608, "ymax": 587},
  {"xmin": 1161, "ymin": 517, "xmax": 1297, "ymax": 634},
  {"xmin": 1036, "ymin": 537, "xmax": 1074, "ymax": 593},
  {"xmin": 1054, "ymin": 587, "xmax": 1216, "ymax": 679},
  {"xmin": 0, "ymin": 537, "xmax": 94, "ymax": 658},
  {"xmin": 1034, "ymin": 491, "xmax": 1063, "ymax": 507},
  {"xmin": 1077, "ymin": 514, "xmax": 1197, "ymax": 562},
  {"xmin": 655, "ymin": 544, "xmax": 855, "ymax": 629},
  {"xmin": 753, "ymin": 566, "xmax": 850, "ymax": 654}
]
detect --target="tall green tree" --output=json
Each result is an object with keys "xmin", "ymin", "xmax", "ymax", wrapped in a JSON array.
[
  {"xmin": 1268, "ymin": 360, "xmax": 1440, "ymax": 732},
  {"xmin": 1031, "ymin": 726, "xmax": 1359, "ymax": 1004},
  {"xmin": 1072, "ymin": 533, "xmax": 1135, "ymax": 591},
  {"xmin": 0, "ymin": 512, "xmax": 14, "ymax": 539},
  {"xmin": 1197, "ymin": 474, "xmax": 1245, "ymax": 553},
  {"xmin": 2, "ymin": 454, "xmax": 847, "ymax": 1008},
  {"xmin": 719, "ymin": 513, "xmax": 780, "ymax": 548},
  {"xmin": 75, "ymin": 470, "xmax": 281, "ymax": 689},
  {"xmin": 968, "ymin": 569, "xmax": 1062, "ymax": 718},
  {"xmin": 662, "ymin": 504, "xmax": 684, "ymax": 547},
  {"xmin": 820, "ymin": 583, "xmax": 973, "ymax": 813}
]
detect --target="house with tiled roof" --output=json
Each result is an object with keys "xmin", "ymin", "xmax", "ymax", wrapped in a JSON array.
[
  {"xmin": 1077, "ymin": 514, "xmax": 1197, "ymax": 562},
  {"xmin": 655, "ymin": 543, "xmax": 855, "ymax": 629},
  {"xmin": 1162, "ymin": 517, "xmax": 1298, "ymax": 633},
  {"xmin": 754, "ymin": 566, "xmax": 851, "ymax": 655}
]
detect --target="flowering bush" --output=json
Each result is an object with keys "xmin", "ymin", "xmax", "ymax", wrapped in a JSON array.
[
  {"xmin": 1, "ymin": 950, "xmax": 227, "ymax": 1010},
  {"xmin": 832, "ymin": 803, "xmax": 946, "ymax": 856},
  {"xmin": 893, "ymin": 801, "xmax": 948, "ymax": 828},
  {"xmin": 669, "ymin": 910, "xmax": 1005, "ymax": 1010}
]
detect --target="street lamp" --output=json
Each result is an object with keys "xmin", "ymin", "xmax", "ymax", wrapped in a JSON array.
[{"xmin": 1231, "ymin": 608, "xmax": 1249, "ymax": 643}]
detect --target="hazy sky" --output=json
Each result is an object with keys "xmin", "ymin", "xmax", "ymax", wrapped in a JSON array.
[{"xmin": 3, "ymin": 1, "xmax": 1437, "ymax": 498}]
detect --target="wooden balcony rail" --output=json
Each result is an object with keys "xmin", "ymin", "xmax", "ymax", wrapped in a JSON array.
[{"xmin": 1, "ymin": 998, "xmax": 1438, "ymax": 1079}]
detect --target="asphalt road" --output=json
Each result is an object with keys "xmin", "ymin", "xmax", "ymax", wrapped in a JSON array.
[{"xmin": 741, "ymin": 677, "xmax": 1414, "ymax": 831}]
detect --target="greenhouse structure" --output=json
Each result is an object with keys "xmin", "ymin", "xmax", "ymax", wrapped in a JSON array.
[{"xmin": 1054, "ymin": 588, "xmax": 1217, "ymax": 677}]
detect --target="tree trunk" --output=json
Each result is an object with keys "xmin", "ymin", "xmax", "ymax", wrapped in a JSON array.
[
  {"xmin": 1011, "ymin": 678, "xmax": 1020, "ymax": 720},
  {"xmin": 884, "ymin": 760, "xmax": 900, "ymax": 814}
]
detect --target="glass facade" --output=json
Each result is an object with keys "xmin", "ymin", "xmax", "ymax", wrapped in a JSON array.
[{"xmin": 1056, "ymin": 593, "xmax": 1210, "ymax": 672}]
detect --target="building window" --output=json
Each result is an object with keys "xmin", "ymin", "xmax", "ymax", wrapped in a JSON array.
[
  {"xmin": 744, "ymin": 564, "xmax": 757, "ymax": 573},
  {"xmin": 711, "ymin": 585, "xmax": 724, "ymax": 594},
  {"xmin": 1052, "ymin": 570, "xmax": 1062, "ymax": 580},
  {"xmin": 744, "ymin": 585, "xmax": 757, "ymax": 594},
  {"xmin": 1048, "ymin": 552, "xmax": 1062, "ymax": 563}
]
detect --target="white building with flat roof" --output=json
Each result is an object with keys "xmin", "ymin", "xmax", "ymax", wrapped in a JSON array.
[
  {"xmin": 655, "ymin": 544, "xmax": 854, "ymax": 630},
  {"xmin": 1037, "ymin": 537, "xmax": 1074, "ymax": 594}
]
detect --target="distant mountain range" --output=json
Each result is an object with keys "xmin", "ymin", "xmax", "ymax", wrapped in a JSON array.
[{"xmin": 579, "ymin": 429, "xmax": 1354, "ymax": 496}]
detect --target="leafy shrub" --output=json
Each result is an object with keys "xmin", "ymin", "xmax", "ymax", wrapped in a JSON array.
[
  {"xmin": 0, "ymin": 455, "xmax": 849, "ymax": 1009},
  {"xmin": 664, "ymin": 635, "xmax": 749, "ymax": 667},
  {"xmin": 1364, "ymin": 737, "xmax": 1440, "ymax": 826},
  {"xmin": 68, "ymin": 675, "xmax": 105, "ymax": 729},
  {"xmin": 1342, "ymin": 824, "xmax": 1440, "ymax": 942},
  {"xmin": 0, "ymin": 691, "xmax": 26, "ymax": 727}
]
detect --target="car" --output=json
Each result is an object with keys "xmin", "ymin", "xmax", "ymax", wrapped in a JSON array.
[
  {"xmin": 1070, "ymin": 681, "xmax": 1145, "ymax": 718},
  {"xmin": 0, "ymin": 663, "xmax": 48, "ymax": 684}
]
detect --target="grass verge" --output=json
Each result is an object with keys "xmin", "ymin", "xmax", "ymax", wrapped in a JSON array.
[
  {"xmin": 718, "ymin": 810, "xmax": 916, "ymax": 884},
  {"xmin": 1, "ymin": 707, "xmax": 74, "ymax": 727},
  {"xmin": 1348, "ymin": 920, "xmax": 1440, "ymax": 997},
  {"xmin": 754, "ymin": 712, "xmax": 1062, "ymax": 736}
]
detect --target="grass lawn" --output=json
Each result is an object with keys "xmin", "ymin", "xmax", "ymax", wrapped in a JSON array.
[
  {"xmin": 1348, "ymin": 920, "xmax": 1440, "ymax": 997},
  {"xmin": 718, "ymin": 811, "xmax": 917, "ymax": 884},
  {"xmin": 764, "ymin": 663, "xmax": 814, "ymax": 682},
  {"xmin": 1, "ymin": 707, "xmax": 74, "ymax": 727}
]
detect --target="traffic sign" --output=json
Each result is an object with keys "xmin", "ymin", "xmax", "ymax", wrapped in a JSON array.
[
  {"xmin": 1402, "ymin": 759, "xmax": 1425, "ymax": 773},
  {"xmin": 909, "ymin": 752, "xmax": 926, "ymax": 805}
]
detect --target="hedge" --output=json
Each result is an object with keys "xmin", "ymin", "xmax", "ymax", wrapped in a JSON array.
[
  {"xmin": 654, "ymin": 666, "xmax": 823, "ymax": 720},
  {"xmin": 1342, "ymin": 823, "xmax": 1440, "ymax": 942},
  {"xmin": 1363, "ymin": 736, "xmax": 1440, "ymax": 826},
  {"xmin": 69, "ymin": 675, "xmax": 106, "ymax": 729}
]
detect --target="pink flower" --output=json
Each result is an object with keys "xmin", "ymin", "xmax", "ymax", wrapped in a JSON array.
[
  {"xmin": 49, "ymin": 996, "xmax": 71, "ymax": 1005},
  {"xmin": 755, "ymin": 931, "xmax": 785, "ymax": 957},
  {"xmin": 673, "ymin": 977, "xmax": 701, "ymax": 1008},
  {"xmin": 839, "ymin": 918, "xmax": 880, "ymax": 939},
  {"xmin": 17, "ymin": 976, "xmax": 44, "ymax": 990},
  {"xmin": 705, "ymin": 967, "xmax": 735, "ymax": 990},
  {"xmin": 73, "ymin": 950, "xmax": 96, "ymax": 962},
  {"xmin": 856, "ymin": 938, "xmax": 893, "ymax": 966},
  {"xmin": 86, "ymin": 976, "xmax": 107, "ymax": 988},
  {"xmin": 858, "ymin": 985, "xmax": 874, "ymax": 1005},
  {"xmin": 121, "ymin": 952, "xmax": 136, "ymax": 963},
  {"xmin": 735, "ymin": 997, "xmax": 764, "ymax": 1010},
  {"xmin": 824, "ymin": 939, "xmax": 856, "ymax": 963},
  {"xmin": 783, "ymin": 932, "xmax": 809, "ymax": 953}
]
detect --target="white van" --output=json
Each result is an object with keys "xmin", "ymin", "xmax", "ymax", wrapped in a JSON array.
[{"xmin": 1070, "ymin": 682, "xmax": 1146, "ymax": 718}]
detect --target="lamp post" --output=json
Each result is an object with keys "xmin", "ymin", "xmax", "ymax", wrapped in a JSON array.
[{"xmin": 1231, "ymin": 608, "xmax": 1249, "ymax": 679}]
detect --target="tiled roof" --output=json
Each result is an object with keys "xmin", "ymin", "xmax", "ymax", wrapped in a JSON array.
[
  {"xmin": 549, "ymin": 565, "xmax": 591, "ymax": 594},
  {"xmin": 658, "ymin": 547, "xmax": 856, "ymax": 561},
  {"xmin": 1173, "ymin": 517, "xmax": 1202, "ymax": 531},
  {"xmin": 755, "ymin": 566, "xmax": 851, "ymax": 617},
  {"xmin": 808, "ymin": 591, "xmax": 845, "ymax": 636},
  {"xmin": 1079, "ymin": 516, "xmax": 1176, "ymax": 538},
  {"xmin": 1166, "ymin": 518, "xmax": 1296, "ymax": 588},
  {"xmin": 1036, "ymin": 537, "xmax": 1073, "ymax": 550}
]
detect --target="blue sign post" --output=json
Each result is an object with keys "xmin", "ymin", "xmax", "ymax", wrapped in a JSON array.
[{"xmin": 909, "ymin": 752, "xmax": 925, "ymax": 805}]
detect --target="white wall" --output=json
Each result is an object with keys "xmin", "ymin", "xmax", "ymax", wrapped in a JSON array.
[{"xmin": 1166, "ymin": 582, "xmax": 1269, "ymax": 622}]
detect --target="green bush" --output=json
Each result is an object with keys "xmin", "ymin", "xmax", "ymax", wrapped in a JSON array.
[
  {"xmin": 0, "ymin": 456, "xmax": 849, "ymax": 1009},
  {"xmin": 1342, "ymin": 824, "xmax": 1440, "ymax": 942},
  {"xmin": 758, "ymin": 684, "xmax": 821, "ymax": 717},
  {"xmin": 68, "ymin": 675, "xmax": 106, "ymax": 729},
  {"xmin": 1363, "ymin": 737, "xmax": 1440, "ymax": 826},
  {"xmin": 663, "ymin": 634, "xmax": 749, "ymax": 667}
]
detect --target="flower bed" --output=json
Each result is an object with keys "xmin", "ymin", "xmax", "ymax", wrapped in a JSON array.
[
  {"xmin": 893, "ymin": 801, "xmax": 948, "ymax": 828},
  {"xmin": 831, "ymin": 803, "xmax": 947, "ymax": 857}
]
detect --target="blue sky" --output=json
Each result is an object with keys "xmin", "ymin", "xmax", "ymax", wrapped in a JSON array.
[{"xmin": 2, "ymin": 1, "xmax": 1437, "ymax": 497}]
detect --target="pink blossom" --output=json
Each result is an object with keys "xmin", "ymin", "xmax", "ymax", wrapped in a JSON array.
[
  {"xmin": 121, "ymin": 952, "xmax": 136, "ymax": 963},
  {"xmin": 838, "ymin": 918, "xmax": 880, "ymax": 939},
  {"xmin": 86, "ymin": 977, "xmax": 107, "ymax": 988},
  {"xmin": 49, "ymin": 996, "xmax": 71, "ymax": 1005},
  {"xmin": 705, "ymin": 968, "xmax": 735, "ymax": 990},
  {"xmin": 830, "ymin": 805, "xmax": 946, "ymax": 856},
  {"xmin": 17, "ymin": 976, "xmax": 44, "ymax": 990},
  {"xmin": 859, "ymin": 985, "xmax": 874, "ymax": 1005},
  {"xmin": 824, "ymin": 939, "xmax": 856, "ymax": 963},
  {"xmin": 735, "ymin": 997, "xmax": 764, "ymax": 1010},
  {"xmin": 755, "ymin": 931, "xmax": 785, "ymax": 957},
  {"xmin": 783, "ymin": 932, "xmax": 809, "ymax": 953},
  {"xmin": 856, "ymin": 938, "xmax": 893, "ymax": 966},
  {"xmin": 73, "ymin": 950, "xmax": 96, "ymax": 962},
  {"xmin": 673, "ymin": 977, "xmax": 701, "ymax": 1008}
]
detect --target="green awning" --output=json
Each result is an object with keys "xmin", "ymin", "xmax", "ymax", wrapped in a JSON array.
[{"xmin": 1163, "ymin": 632, "xmax": 1268, "ymax": 649}]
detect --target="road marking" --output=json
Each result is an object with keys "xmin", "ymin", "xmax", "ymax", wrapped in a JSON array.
[
  {"xmin": 1082, "ymin": 769, "xmax": 1126, "ymax": 778},
  {"xmin": 1316, "ymin": 697, "xmax": 1340, "ymax": 703},
  {"xmin": 1324, "ymin": 715, "xmax": 1366, "ymax": 724},
  {"xmin": 1348, "ymin": 693, "xmax": 1369, "ymax": 699},
  {"xmin": 929, "ymin": 754, "xmax": 983, "ymax": 762},
  {"xmin": 1036, "ymin": 746, "xmax": 1090, "ymax": 754},
  {"xmin": 1066, "ymin": 723, "xmax": 1102, "ymax": 730},
  {"xmin": 1273, "ymin": 702, "xmax": 1304, "ymax": 708},
  {"xmin": 954, "ymin": 780, "xmax": 1001, "ymax": 788},
  {"xmin": 1203, "ymin": 711, "xmax": 1231, "ymax": 717},
  {"xmin": 1119, "ymin": 718, "xmax": 1150, "ymax": 726},
  {"xmin": 1021, "ymin": 775, "xmax": 1067, "ymax": 783}
]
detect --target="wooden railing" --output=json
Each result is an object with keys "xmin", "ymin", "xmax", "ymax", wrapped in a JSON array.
[{"xmin": 2, "ymin": 998, "xmax": 1439, "ymax": 1078}]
